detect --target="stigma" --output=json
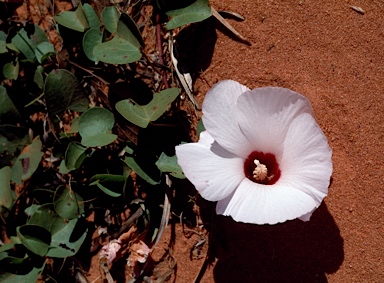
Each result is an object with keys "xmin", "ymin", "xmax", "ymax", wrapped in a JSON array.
[{"xmin": 253, "ymin": 159, "xmax": 268, "ymax": 181}]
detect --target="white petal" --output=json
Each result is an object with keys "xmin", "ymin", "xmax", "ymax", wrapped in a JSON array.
[
  {"xmin": 279, "ymin": 113, "xmax": 332, "ymax": 204},
  {"xmin": 202, "ymin": 80, "xmax": 254, "ymax": 158},
  {"xmin": 298, "ymin": 209, "xmax": 315, "ymax": 222},
  {"xmin": 216, "ymin": 178, "xmax": 318, "ymax": 224},
  {"xmin": 236, "ymin": 87, "xmax": 314, "ymax": 159},
  {"xmin": 175, "ymin": 131, "xmax": 245, "ymax": 201}
]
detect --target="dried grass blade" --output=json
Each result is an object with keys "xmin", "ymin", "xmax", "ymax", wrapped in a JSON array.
[
  {"xmin": 169, "ymin": 38, "xmax": 201, "ymax": 110},
  {"xmin": 211, "ymin": 6, "xmax": 251, "ymax": 45}
]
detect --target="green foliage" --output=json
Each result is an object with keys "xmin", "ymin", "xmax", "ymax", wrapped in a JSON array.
[
  {"xmin": 11, "ymin": 24, "xmax": 49, "ymax": 60},
  {"xmin": 17, "ymin": 225, "xmax": 51, "ymax": 257},
  {"xmin": 83, "ymin": 3, "xmax": 101, "ymax": 29},
  {"xmin": 62, "ymin": 142, "xmax": 87, "ymax": 173},
  {"xmin": 54, "ymin": 3, "xmax": 90, "ymax": 32},
  {"xmin": 116, "ymin": 88, "xmax": 180, "ymax": 128},
  {"xmin": 83, "ymin": 28, "xmax": 103, "ymax": 62},
  {"xmin": 11, "ymin": 137, "xmax": 43, "ymax": 184},
  {"xmin": 53, "ymin": 186, "xmax": 84, "ymax": 219},
  {"xmin": 165, "ymin": 0, "xmax": 212, "ymax": 30},
  {"xmin": 0, "ymin": 0, "xmax": 216, "ymax": 280},
  {"xmin": 156, "ymin": 152, "xmax": 185, "ymax": 179},
  {"xmin": 44, "ymin": 69, "xmax": 88, "ymax": 120},
  {"xmin": 0, "ymin": 31, "xmax": 7, "ymax": 53},
  {"xmin": 93, "ymin": 18, "xmax": 142, "ymax": 64},
  {"xmin": 102, "ymin": 6, "xmax": 120, "ymax": 33},
  {"xmin": 0, "ymin": 86, "xmax": 19, "ymax": 120},
  {"xmin": 90, "ymin": 174, "xmax": 127, "ymax": 197},
  {"xmin": 78, "ymin": 107, "xmax": 117, "ymax": 147},
  {"xmin": 3, "ymin": 61, "xmax": 19, "ymax": 80},
  {"xmin": 0, "ymin": 166, "xmax": 13, "ymax": 210}
]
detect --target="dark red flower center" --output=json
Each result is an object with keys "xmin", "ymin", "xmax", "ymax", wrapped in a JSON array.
[{"xmin": 244, "ymin": 151, "xmax": 281, "ymax": 185}]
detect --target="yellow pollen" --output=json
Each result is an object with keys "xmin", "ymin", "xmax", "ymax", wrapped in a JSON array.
[{"xmin": 253, "ymin": 159, "xmax": 268, "ymax": 181}]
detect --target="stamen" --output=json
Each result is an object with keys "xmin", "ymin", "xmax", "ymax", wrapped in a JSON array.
[{"xmin": 253, "ymin": 159, "xmax": 268, "ymax": 181}]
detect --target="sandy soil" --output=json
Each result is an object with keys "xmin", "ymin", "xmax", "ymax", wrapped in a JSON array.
[{"xmin": 187, "ymin": 0, "xmax": 384, "ymax": 282}]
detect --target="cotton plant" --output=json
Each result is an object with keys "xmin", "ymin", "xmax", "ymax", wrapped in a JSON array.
[{"xmin": 176, "ymin": 80, "xmax": 332, "ymax": 224}]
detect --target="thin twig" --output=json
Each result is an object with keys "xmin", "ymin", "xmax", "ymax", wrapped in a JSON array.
[{"xmin": 67, "ymin": 59, "xmax": 110, "ymax": 85}]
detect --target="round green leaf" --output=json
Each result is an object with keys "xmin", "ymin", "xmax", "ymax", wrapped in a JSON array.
[
  {"xmin": 0, "ymin": 85, "xmax": 20, "ymax": 120},
  {"xmin": 116, "ymin": 88, "xmax": 180, "ymax": 128},
  {"xmin": 165, "ymin": 0, "xmax": 212, "ymax": 30},
  {"xmin": 45, "ymin": 69, "xmax": 78, "ymax": 119},
  {"xmin": 155, "ymin": 152, "xmax": 185, "ymax": 179},
  {"xmin": 64, "ymin": 142, "xmax": 87, "ymax": 171},
  {"xmin": 47, "ymin": 217, "xmax": 87, "ymax": 258},
  {"xmin": 44, "ymin": 69, "xmax": 88, "ymax": 120},
  {"xmin": 94, "ymin": 19, "xmax": 142, "ymax": 64},
  {"xmin": 11, "ymin": 137, "xmax": 43, "ymax": 184},
  {"xmin": 81, "ymin": 132, "xmax": 117, "ymax": 147},
  {"xmin": 0, "ymin": 166, "xmax": 13, "ymax": 209},
  {"xmin": 3, "ymin": 61, "xmax": 19, "ymax": 80},
  {"xmin": 33, "ymin": 66, "xmax": 44, "ymax": 89},
  {"xmin": 83, "ymin": 28, "xmax": 103, "ymax": 62},
  {"xmin": 90, "ymin": 174, "xmax": 126, "ymax": 197},
  {"xmin": 78, "ymin": 107, "xmax": 117, "ymax": 147},
  {"xmin": 17, "ymin": 225, "xmax": 51, "ymax": 257},
  {"xmin": 83, "ymin": 3, "xmax": 101, "ymax": 29},
  {"xmin": 0, "ymin": 31, "xmax": 7, "ymax": 53},
  {"xmin": 102, "ymin": 6, "xmax": 119, "ymax": 33},
  {"xmin": 11, "ymin": 25, "xmax": 48, "ymax": 60},
  {"xmin": 34, "ymin": 41, "xmax": 55, "ymax": 63},
  {"xmin": 54, "ymin": 186, "xmax": 84, "ymax": 219},
  {"xmin": 55, "ymin": 4, "xmax": 89, "ymax": 32}
]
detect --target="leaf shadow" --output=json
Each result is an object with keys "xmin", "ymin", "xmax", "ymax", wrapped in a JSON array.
[{"xmin": 211, "ymin": 202, "xmax": 344, "ymax": 282}]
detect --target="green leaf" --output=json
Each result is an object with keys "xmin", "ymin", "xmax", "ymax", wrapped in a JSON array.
[
  {"xmin": 83, "ymin": 3, "xmax": 101, "ymax": 29},
  {"xmin": 124, "ymin": 156, "xmax": 159, "ymax": 185},
  {"xmin": 44, "ymin": 69, "xmax": 87, "ymax": 121},
  {"xmin": 11, "ymin": 24, "xmax": 48, "ymax": 60},
  {"xmin": 34, "ymin": 41, "xmax": 55, "ymax": 63},
  {"xmin": 90, "ymin": 174, "xmax": 126, "ymax": 197},
  {"xmin": 0, "ymin": 166, "xmax": 14, "ymax": 209},
  {"xmin": 0, "ymin": 263, "xmax": 45, "ymax": 283},
  {"xmin": 33, "ymin": 66, "xmax": 44, "ymax": 89},
  {"xmin": 17, "ymin": 224, "xmax": 51, "ymax": 257},
  {"xmin": 3, "ymin": 61, "xmax": 19, "ymax": 80},
  {"xmin": 55, "ymin": 3, "xmax": 89, "ymax": 32},
  {"xmin": 165, "ymin": 0, "xmax": 212, "ymax": 30},
  {"xmin": 83, "ymin": 28, "xmax": 103, "ymax": 62},
  {"xmin": 47, "ymin": 217, "xmax": 87, "ymax": 258},
  {"xmin": 116, "ymin": 88, "xmax": 179, "ymax": 128},
  {"xmin": 120, "ymin": 12, "xmax": 145, "ymax": 48},
  {"xmin": 54, "ymin": 186, "xmax": 84, "ymax": 219},
  {"xmin": 0, "ymin": 86, "xmax": 20, "ymax": 121},
  {"xmin": 102, "ymin": 6, "xmax": 120, "ymax": 33},
  {"xmin": 0, "ymin": 31, "xmax": 7, "ymax": 53},
  {"xmin": 64, "ymin": 142, "xmax": 87, "ymax": 171},
  {"xmin": 78, "ymin": 107, "xmax": 117, "ymax": 147},
  {"xmin": 155, "ymin": 152, "xmax": 185, "ymax": 179},
  {"xmin": 90, "ymin": 180, "xmax": 121, "ymax": 197},
  {"xmin": 0, "ymin": 126, "xmax": 29, "ymax": 163},
  {"xmin": 196, "ymin": 119, "xmax": 205, "ymax": 135},
  {"xmin": 94, "ymin": 19, "xmax": 142, "ymax": 64},
  {"xmin": 11, "ymin": 137, "xmax": 43, "ymax": 184}
]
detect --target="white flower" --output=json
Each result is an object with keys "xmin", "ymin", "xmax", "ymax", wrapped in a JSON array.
[{"xmin": 175, "ymin": 80, "xmax": 332, "ymax": 224}]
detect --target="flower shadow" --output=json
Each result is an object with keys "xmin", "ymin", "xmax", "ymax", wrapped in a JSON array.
[{"xmin": 212, "ymin": 202, "xmax": 344, "ymax": 283}]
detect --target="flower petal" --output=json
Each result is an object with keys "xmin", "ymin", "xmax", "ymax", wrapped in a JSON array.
[
  {"xmin": 236, "ymin": 87, "xmax": 314, "ymax": 159},
  {"xmin": 279, "ymin": 113, "xmax": 332, "ymax": 204},
  {"xmin": 175, "ymin": 131, "xmax": 245, "ymax": 201},
  {"xmin": 202, "ymin": 80, "xmax": 254, "ymax": 158},
  {"xmin": 216, "ymin": 178, "xmax": 318, "ymax": 224}
]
